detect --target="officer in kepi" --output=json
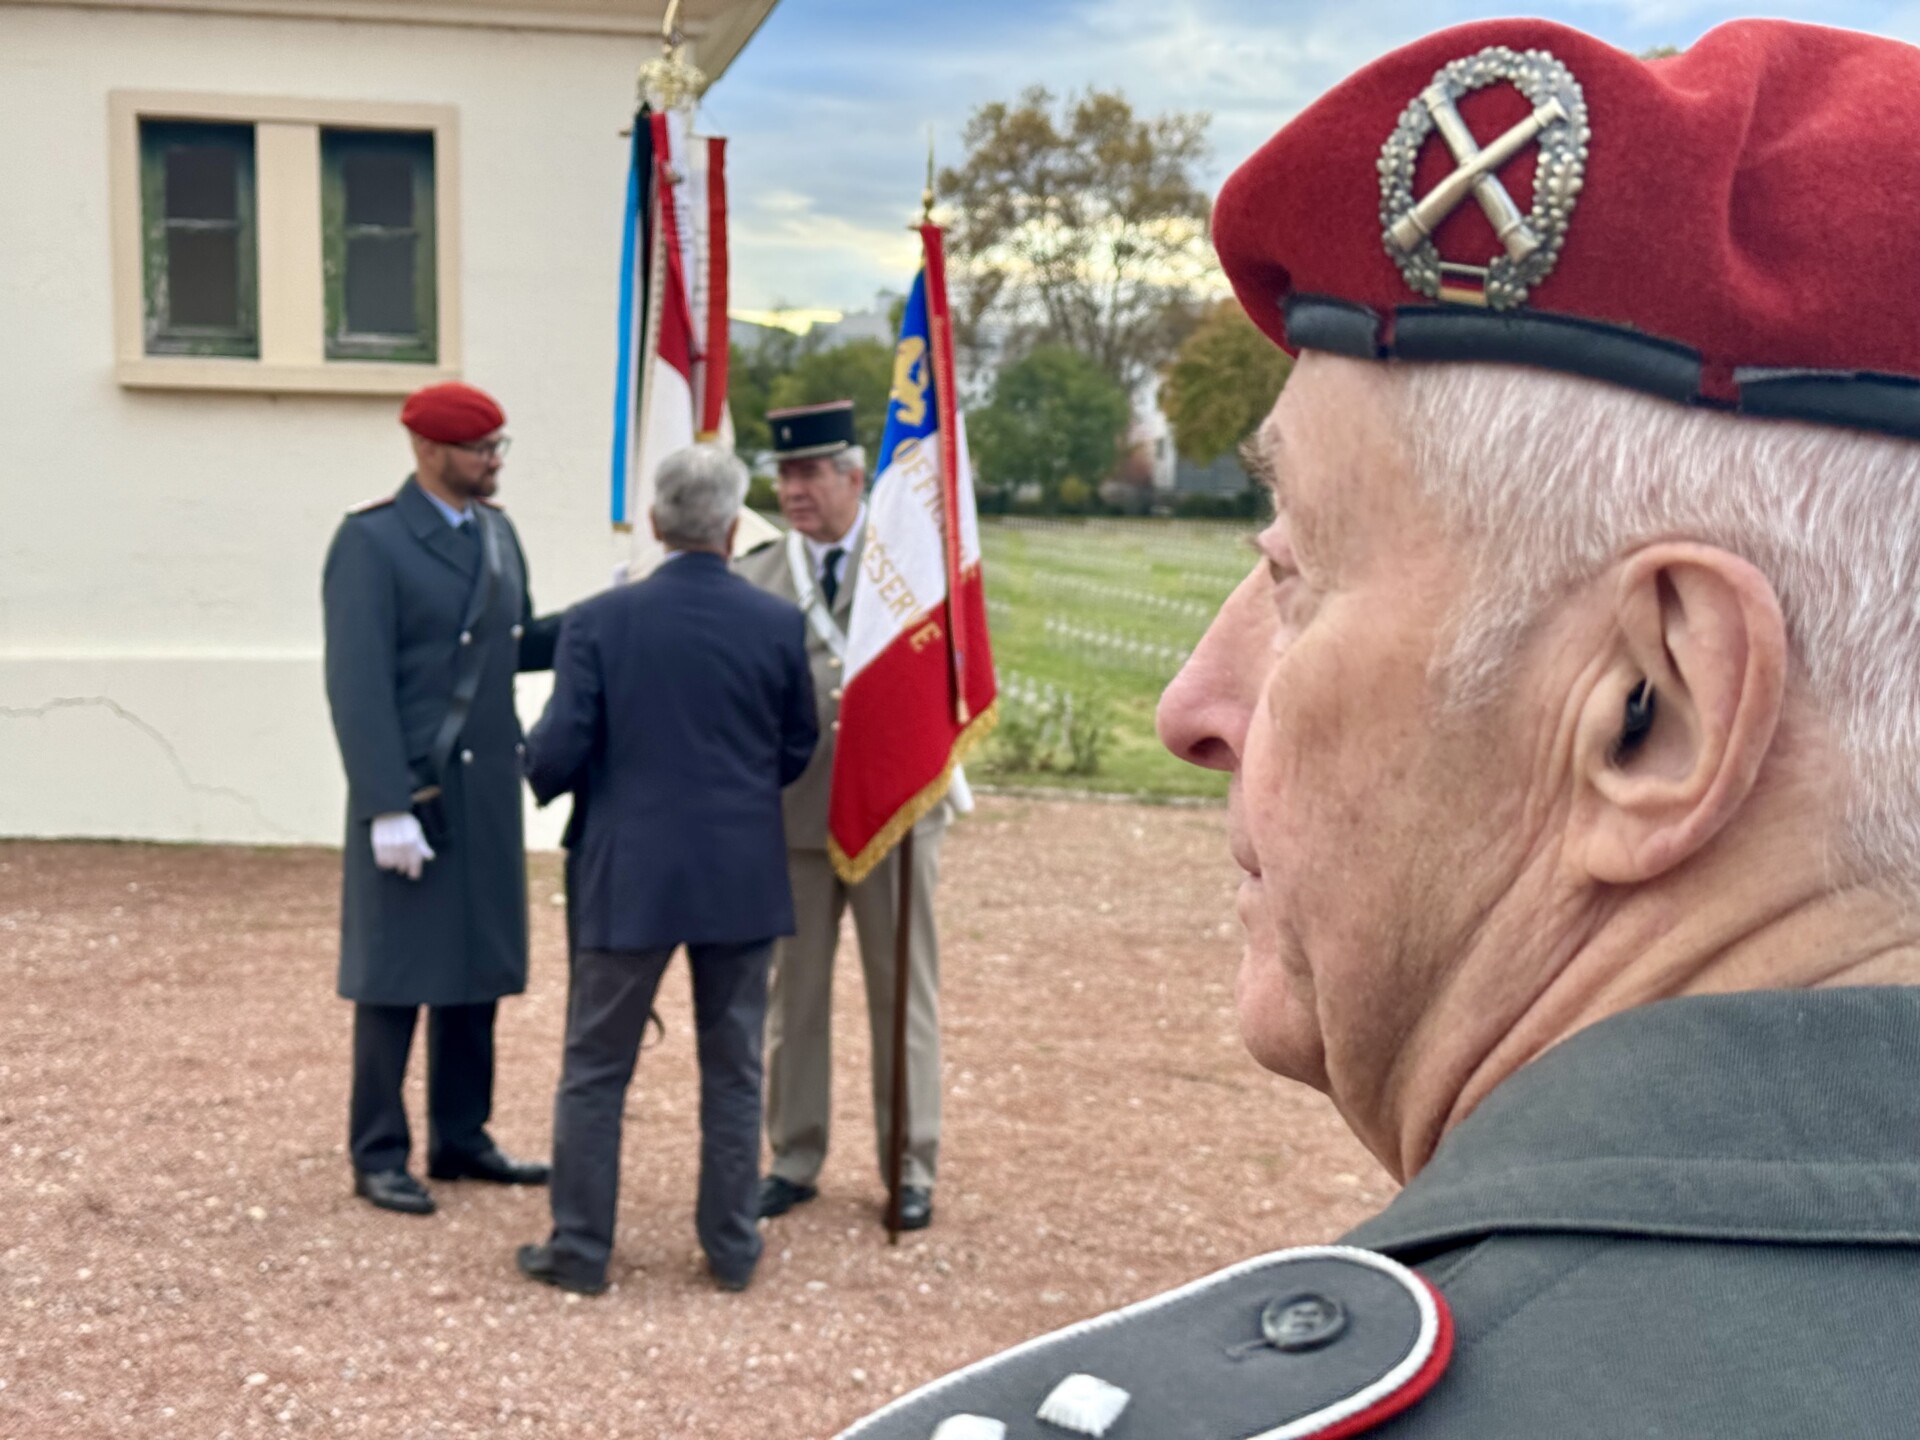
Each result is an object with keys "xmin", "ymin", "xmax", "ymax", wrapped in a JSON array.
[
  {"xmin": 322, "ymin": 381, "xmax": 559, "ymax": 1217},
  {"xmin": 736, "ymin": 401, "xmax": 951, "ymax": 1233},
  {"xmin": 836, "ymin": 19, "xmax": 1920, "ymax": 1439}
]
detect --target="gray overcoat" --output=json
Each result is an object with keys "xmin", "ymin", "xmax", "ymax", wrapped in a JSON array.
[
  {"xmin": 834, "ymin": 986, "xmax": 1920, "ymax": 1438},
  {"xmin": 321, "ymin": 476, "xmax": 557, "ymax": 1007}
]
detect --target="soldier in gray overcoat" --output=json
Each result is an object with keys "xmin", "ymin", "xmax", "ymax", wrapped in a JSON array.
[{"xmin": 322, "ymin": 381, "xmax": 558, "ymax": 1216}]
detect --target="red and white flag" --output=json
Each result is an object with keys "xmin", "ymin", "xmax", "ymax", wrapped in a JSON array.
[{"xmin": 828, "ymin": 226, "xmax": 998, "ymax": 884}]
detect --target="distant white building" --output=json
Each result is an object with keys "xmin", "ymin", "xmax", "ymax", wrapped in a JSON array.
[{"xmin": 0, "ymin": 0, "xmax": 777, "ymax": 848}]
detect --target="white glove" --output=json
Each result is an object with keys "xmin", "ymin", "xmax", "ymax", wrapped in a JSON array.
[
  {"xmin": 371, "ymin": 812, "xmax": 435, "ymax": 880},
  {"xmin": 948, "ymin": 764, "xmax": 976, "ymax": 817}
]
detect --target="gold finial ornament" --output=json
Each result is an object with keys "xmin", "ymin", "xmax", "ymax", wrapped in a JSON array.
[
  {"xmin": 921, "ymin": 129, "xmax": 936, "ymax": 225},
  {"xmin": 638, "ymin": 0, "xmax": 707, "ymax": 113}
]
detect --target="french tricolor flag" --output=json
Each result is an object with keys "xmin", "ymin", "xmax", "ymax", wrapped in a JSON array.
[{"xmin": 828, "ymin": 227, "xmax": 999, "ymax": 884}]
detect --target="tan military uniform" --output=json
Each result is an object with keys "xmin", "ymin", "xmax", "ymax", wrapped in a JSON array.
[{"xmin": 736, "ymin": 528, "xmax": 947, "ymax": 1191}]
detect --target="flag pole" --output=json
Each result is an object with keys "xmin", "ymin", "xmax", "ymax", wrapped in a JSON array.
[
  {"xmin": 884, "ymin": 139, "xmax": 942, "ymax": 1246},
  {"xmin": 885, "ymin": 827, "xmax": 915, "ymax": 1244}
]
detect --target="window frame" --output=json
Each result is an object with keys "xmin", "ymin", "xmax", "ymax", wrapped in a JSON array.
[
  {"xmin": 321, "ymin": 128, "xmax": 439, "ymax": 365},
  {"xmin": 138, "ymin": 120, "xmax": 261, "ymax": 358},
  {"xmin": 109, "ymin": 91, "xmax": 461, "ymax": 395}
]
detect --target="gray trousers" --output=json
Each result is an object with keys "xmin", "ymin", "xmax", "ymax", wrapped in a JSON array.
[
  {"xmin": 548, "ymin": 941, "xmax": 771, "ymax": 1285},
  {"xmin": 766, "ymin": 821, "xmax": 943, "ymax": 1191}
]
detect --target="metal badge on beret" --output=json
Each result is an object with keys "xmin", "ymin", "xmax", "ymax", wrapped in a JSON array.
[{"xmin": 1379, "ymin": 46, "xmax": 1588, "ymax": 309}]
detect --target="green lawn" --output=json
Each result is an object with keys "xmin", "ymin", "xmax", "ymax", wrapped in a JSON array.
[{"xmin": 978, "ymin": 516, "xmax": 1250, "ymax": 800}]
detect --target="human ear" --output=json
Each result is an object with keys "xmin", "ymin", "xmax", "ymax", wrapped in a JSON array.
[{"xmin": 1565, "ymin": 543, "xmax": 1788, "ymax": 884}]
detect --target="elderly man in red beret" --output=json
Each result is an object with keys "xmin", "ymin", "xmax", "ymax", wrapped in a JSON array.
[
  {"xmin": 321, "ymin": 381, "xmax": 560, "ymax": 1216},
  {"xmin": 834, "ymin": 19, "xmax": 1920, "ymax": 1440}
]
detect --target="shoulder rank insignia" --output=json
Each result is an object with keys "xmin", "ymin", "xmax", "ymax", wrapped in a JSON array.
[
  {"xmin": 835, "ymin": 1246, "xmax": 1453, "ymax": 1440},
  {"xmin": 345, "ymin": 494, "xmax": 397, "ymax": 515},
  {"xmin": 743, "ymin": 538, "xmax": 777, "ymax": 557}
]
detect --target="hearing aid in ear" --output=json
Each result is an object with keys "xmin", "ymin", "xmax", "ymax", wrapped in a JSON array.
[{"xmin": 1614, "ymin": 681, "xmax": 1656, "ymax": 762}]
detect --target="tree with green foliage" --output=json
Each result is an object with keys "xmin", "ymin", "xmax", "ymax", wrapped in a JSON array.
[
  {"xmin": 766, "ymin": 339, "xmax": 894, "ymax": 458},
  {"xmin": 967, "ymin": 344, "xmax": 1130, "ymax": 507},
  {"xmin": 728, "ymin": 332, "xmax": 808, "ymax": 459},
  {"xmin": 1160, "ymin": 300, "xmax": 1293, "ymax": 465},
  {"xmin": 939, "ymin": 87, "xmax": 1214, "ymax": 387}
]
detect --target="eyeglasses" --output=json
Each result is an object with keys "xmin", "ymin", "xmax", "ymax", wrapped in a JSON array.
[{"xmin": 454, "ymin": 436, "xmax": 511, "ymax": 460}]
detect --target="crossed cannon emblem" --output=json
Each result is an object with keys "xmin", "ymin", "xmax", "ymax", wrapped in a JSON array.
[{"xmin": 1378, "ymin": 47, "xmax": 1590, "ymax": 310}]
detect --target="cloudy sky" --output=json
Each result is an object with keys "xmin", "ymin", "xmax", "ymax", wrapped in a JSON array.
[{"xmin": 703, "ymin": 0, "xmax": 1920, "ymax": 318}]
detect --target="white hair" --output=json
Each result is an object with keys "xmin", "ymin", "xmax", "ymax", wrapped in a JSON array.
[
  {"xmin": 1395, "ymin": 363, "xmax": 1920, "ymax": 892},
  {"xmin": 652, "ymin": 443, "xmax": 747, "ymax": 549},
  {"xmin": 832, "ymin": 444, "xmax": 867, "ymax": 478}
]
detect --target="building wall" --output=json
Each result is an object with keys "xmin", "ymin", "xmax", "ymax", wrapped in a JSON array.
[{"xmin": 0, "ymin": 5, "xmax": 673, "ymax": 848}]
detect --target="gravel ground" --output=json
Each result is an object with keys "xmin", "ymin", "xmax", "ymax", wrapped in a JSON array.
[{"xmin": 0, "ymin": 799, "xmax": 1390, "ymax": 1438}]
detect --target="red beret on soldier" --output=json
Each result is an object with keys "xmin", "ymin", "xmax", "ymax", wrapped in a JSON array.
[
  {"xmin": 833, "ymin": 19, "xmax": 1920, "ymax": 1440},
  {"xmin": 1214, "ymin": 18, "xmax": 1920, "ymax": 435},
  {"xmin": 399, "ymin": 381, "xmax": 507, "ymax": 445}
]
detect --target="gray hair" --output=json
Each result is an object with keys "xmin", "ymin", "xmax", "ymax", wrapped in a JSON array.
[
  {"xmin": 832, "ymin": 444, "xmax": 867, "ymax": 478},
  {"xmin": 652, "ymin": 443, "xmax": 747, "ymax": 549},
  {"xmin": 1396, "ymin": 363, "xmax": 1920, "ymax": 894}
]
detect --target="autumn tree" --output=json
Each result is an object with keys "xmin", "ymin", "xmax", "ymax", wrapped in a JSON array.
[
  {"xmin": 1160, "ymin": 300, "xmax": 1292, "ymax": 465},
  {"xmin": 939, "ymin": 87, "xmax": 1215, "ymax": 388}
]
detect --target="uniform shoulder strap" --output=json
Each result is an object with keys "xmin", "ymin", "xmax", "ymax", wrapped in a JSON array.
[
  {"xmin": 346, "ymin": 494, "xmax": 397, "ymax": 515},
  {"xmin": 834, "ymin": 1246, "xmax": 1453, "ymax": 1440}
]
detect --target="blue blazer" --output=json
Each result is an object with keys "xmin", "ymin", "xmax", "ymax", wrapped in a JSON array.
[{"xmin": 525, "ymin": 551, "xmax": 817, "ymax": 952}]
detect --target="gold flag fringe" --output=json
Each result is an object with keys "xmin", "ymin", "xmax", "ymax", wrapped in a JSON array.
[{"xmin": 827, "ymin": 700, "xmax": 1000, "ymax": 886}]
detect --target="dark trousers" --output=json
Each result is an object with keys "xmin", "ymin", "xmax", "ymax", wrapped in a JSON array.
[
  {"xmin": 548, "ymin": 942, "xmax": 771, "ymax": 1284},
  {"xmin": 349, "ymin": 1001, "xmax": 496, "ymax": 1173}
]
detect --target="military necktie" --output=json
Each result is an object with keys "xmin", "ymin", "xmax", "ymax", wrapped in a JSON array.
[{"xmin": 821, "ymin": 547, "xmax": 846, "ymax": 608}]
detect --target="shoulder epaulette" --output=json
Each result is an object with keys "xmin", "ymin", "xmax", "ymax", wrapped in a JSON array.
[
  {"xmin": 834, "ymin": 1246, "xmax": 1453, "ymax": 1440},
  {"xmin": 743, "ymin": 538, "xmax": 777, "ymax": 557},
  {"xmin": 477, "ymin": 496, "xmax": 505, "ymax": 510},
  {"xmin": 346, "ymin": 495, "xmax": 397, "ymax": 515}
]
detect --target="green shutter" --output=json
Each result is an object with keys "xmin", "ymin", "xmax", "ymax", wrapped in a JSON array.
[
  {"xmin": 322, "ymin": 130, "xmax": 437, "ymax": 363},
  {"xmin": 139, "ymin": 121, "xmax": 259, "ymax": 357}
]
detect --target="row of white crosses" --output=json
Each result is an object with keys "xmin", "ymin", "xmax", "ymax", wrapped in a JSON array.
[
  {"xmin": 1029, "ymin": 570, "xmax": 1214, "ymax": 621},
  {"xmin": 997, "ymin": 668, "xmax": 1065, "ymax": 712},
  {"xmin": 1041, "ymin": 615, "xmax": 1192, "ymax": 677}
]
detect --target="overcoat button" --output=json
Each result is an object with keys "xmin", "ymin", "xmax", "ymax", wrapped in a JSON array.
[
  {"xmin": 460, "ymin": 630, "xmax": 473, "ymax": 646},
  {"xmin": 510, "ymin": 623, "xmax": 524, "ymax": 640},
  {"xmin": 515, "ymin": 742, "xmax": 526, "ymax": 758},
  {"xmin": 461, "ymin": 749, "xmax": 474, "ymax": 765},
  {"xmin": 831, "ymin": 720, "xmax": 841, "ymax": 732},
  {"xmin": 828, "ymin": 656, "xmax": 843, "ymax": 670},
  {"xmin": 830, "ymin": 687, "xmax": 844, "ymax": 702},
  {"xmin": 1262, "ymin": 1293, "xmax": 1347, "ymax": 1352}
]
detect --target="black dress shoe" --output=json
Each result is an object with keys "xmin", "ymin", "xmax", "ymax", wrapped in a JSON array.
[
  {"xmin": 708, "ymin": 1261, "xmax": 754, "ymax": 1293},
  {"xmin": 515, "ymin": 1242, "xmax": 608, "ymax": 1297},
  {"xmin": 756, "ymin": 1175, "xmax": 818, "ymax": 1219},
  {"xmin": 429, "ymin": 1145, "xmax": 550, "ymax": 1186},
  {"xmin": 354, "ymin": 1169, "xmax": 436, "ymax": 1216},
  {"xmin": 895, "ymin": 1185, "xmax": 933, "ymax": 1232}
]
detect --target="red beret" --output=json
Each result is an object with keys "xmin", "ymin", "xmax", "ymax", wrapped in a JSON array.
[
  {"xmin": 399, "ymin": 382, "xmax": 506, "ymax": 444},
  {"xmin": 1213, "ymin": 20, "xmax": 1920, "ymax": 438}
]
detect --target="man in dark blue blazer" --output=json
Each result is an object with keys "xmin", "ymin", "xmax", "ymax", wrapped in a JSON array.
[{"xmin": 515, "ymin": 444, "xmax": 817, "ymax": 1296}]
